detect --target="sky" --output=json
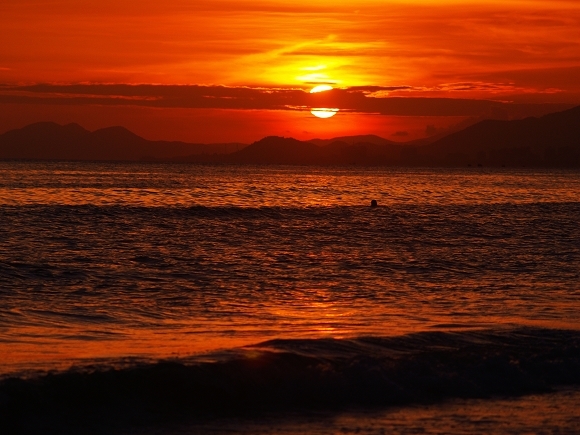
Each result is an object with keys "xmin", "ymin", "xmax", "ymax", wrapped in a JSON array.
[{"xmin": 1, "ymin": 0, "xmax": 580, "ymax": 143}]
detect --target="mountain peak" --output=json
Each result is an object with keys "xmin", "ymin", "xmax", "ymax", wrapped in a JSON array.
[
  {"xmin": 91, "ymin": 125, "xmax": 143, "ymax": 138},
  {"xmin": 254, "ymin": 136, "xmax": 304, "ymax": 145},
  {"xmin": 309, "ymin": 134, "xmax": 396, "ymax": 147}
]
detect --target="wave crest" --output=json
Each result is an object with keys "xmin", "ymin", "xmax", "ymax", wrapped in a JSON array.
[{"xmin": 1, "ymin": 327, "xmax": 580, "ymax": 432}]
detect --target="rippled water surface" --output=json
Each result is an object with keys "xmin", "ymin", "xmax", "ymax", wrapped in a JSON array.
[
  {"xmin": 1, "ymin": 162, "xmax": 579, "ymax": 207},
  {"xmin": 1, "ymin": 162, "xmax": 579, "ymax": 376}
]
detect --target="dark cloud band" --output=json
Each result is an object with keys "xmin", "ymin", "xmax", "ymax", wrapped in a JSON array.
[{"xmin": 0, "ymin": 83, "xmax": 574, "ymax": 117}]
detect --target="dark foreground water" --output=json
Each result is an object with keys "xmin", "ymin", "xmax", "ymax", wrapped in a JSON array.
[{"xmin": 0, "ymin": 162, "xmax": 579, "ymax": 434}]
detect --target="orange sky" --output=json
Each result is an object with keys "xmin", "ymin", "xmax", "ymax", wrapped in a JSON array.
[{"xmin": 1, "ymin": 0, "xmax": 580, "ymax": 142}]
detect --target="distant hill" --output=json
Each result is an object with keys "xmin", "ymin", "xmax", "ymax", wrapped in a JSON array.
[
  {"xmin": 211, "ymin": 136, "xmax": 408, "ymax": 166},
  {"xmin": 0, "ymin": 122, "xmax": 246, "ymax": 161},
  {"xmin": 214, "ymin": 105, "xmax": 579, "ymax": 167},
  {"xmin": 309, "ymin": 134, "xmax": 398, "ymax": 147},
  {"xmin": 2, "ymin": 105, "xmax": 580, "ymax": 166},
  {"xmin": 225, "ymin": 136, "xmax": 325, "ymax": 165},
  {"xmin": 416, "ymin": 105, "xmax": 580, "ymax": 167}
]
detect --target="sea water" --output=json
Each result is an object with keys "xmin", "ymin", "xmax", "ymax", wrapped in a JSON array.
[{"xmin": 0, "ymin": 162, "xmax": 579, "ymax": 434}]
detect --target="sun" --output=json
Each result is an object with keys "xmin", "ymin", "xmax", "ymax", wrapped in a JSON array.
[
  {"xmin": 310, "ymin": 84, "xmax": 334, "ymax": 94},
  {"xmin": 309, "ymin": 85, "xmax": 339, "ymax": 118},
  {"xmin": 309, "ymin": 108, "xmax": 339, "ymax": 119}
]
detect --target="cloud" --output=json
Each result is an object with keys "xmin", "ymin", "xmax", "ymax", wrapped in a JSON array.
[
  {"xmin": 0, "ymin": 83, "xmax": 575, "ymax": 118},
  {"xmin": 346, "ymin": 86, "xmax": 414, "ymax": 93},
  {"xmin": 3, "ymin": 0, "xmax": 580, "ymax": 88}
]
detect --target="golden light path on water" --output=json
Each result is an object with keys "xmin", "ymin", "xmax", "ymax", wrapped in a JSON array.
[{"xmin": 310, "ymin": 85, "xmax": 339, "ymax": 119}]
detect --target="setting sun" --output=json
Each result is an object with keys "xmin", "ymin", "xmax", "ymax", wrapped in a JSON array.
[
  {"xmin": 310, "ymin": 108, "xmax": 339, "ymax": 119},
  {"xmin": 310, "ymin": 85, "xmax": 334, "ymax": 94},
  {"xmin": 310, "ymin": 85, "xmax": 339, "ymax": 118}
]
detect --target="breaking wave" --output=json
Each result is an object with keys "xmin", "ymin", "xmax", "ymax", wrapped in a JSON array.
[{"xmin": 1, "ymin": 327, "xmax": 579, "ymax": 434}]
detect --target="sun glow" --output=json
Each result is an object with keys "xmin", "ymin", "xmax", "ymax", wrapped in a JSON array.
[
  {"xmin": 310, "ymin": 84, "xmax": 334, "ymax": 94},
  {"xmin": 310, "ymin": 108, "xmax": 339, "ymax": 119},
  {"xmin": 309, "ymin": 85, "xmax": 339, "ymax": 118}
]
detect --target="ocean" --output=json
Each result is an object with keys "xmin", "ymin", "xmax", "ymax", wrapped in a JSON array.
[{"xmin": 0, "ymin": 161, "xmax": 579, "ymax": 434}]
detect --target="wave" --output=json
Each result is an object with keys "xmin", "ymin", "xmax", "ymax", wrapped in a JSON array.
[{"xmin": 1, "ymin": 327, "xmax": 579, "ymax": 433}]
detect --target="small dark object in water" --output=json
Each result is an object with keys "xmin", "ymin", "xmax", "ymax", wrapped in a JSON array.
[{"xmin": 370, "ymin": 199, "xmax": 378, "ymax": 207}]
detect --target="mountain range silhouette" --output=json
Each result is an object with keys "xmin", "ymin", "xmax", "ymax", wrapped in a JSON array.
[
  {"xmin": 0, "ymin": 122, "xmax": 244, "ymax": 161},
  {"xmin": 1, "ymin": 105, "xmax": 579, "ymax": 167}
]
